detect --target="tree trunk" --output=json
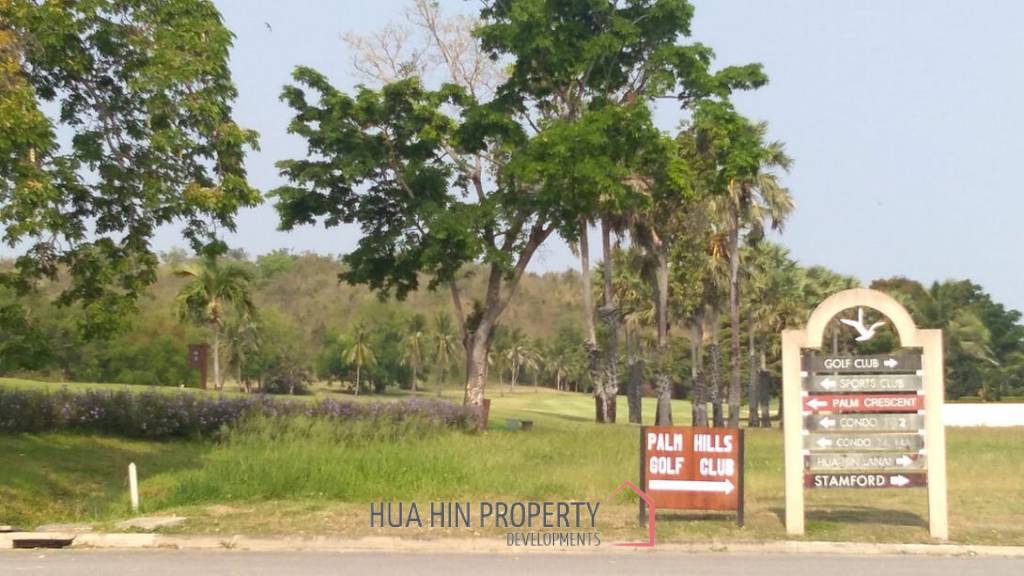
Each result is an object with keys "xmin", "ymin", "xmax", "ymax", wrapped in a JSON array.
[
  {"xmin": 411, "ymin": 362, "xmax": 418, "ymax": 396},
  {"xmin": 599, "ymin": 218, "xmax": 619, "ymax": 423},
  {"xmin": 728, "ymin": 224, "xmax": 741, "ymax": 428},
  {"xmin": 577, "ymin": 219, "xmax": 606, "ymax": 422},
  {"xmin": 652, "ymin": 246, "xmax": 671, "ymax": 426},
  {"xmin": 626, "ymin": 327, "xmax": 643, "ymax": 424},
  {"xmin": 462, "ymin": 320, "xmax": 496, "ymax": 427},
  {"xmin": 710, "ymin": 309, "xmax": 724, "ymax": 428},
  {"xmin": 748, "ymin": 309, "xmax": 759, "ymax": 427},
  {"xmin": 212, "ymin": 326, "xmax": 222, "ymax": 391},
  {"xmin": 355, "ymin": 364, "xmax": 360, "ymax": 396},
  {"xmin": 690, "ymin": 315, "xmax": 708, "ymax": 427}
]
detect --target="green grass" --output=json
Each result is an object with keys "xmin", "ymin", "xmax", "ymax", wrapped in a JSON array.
[{"xmin": 0, "ymin": 382, "xmax": 1022, "ymax": 545}]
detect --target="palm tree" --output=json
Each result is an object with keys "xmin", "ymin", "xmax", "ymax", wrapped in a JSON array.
[
  {"xmin": 224, "ymin": 312, "xmax": 261, "ymax": 393},
  {"xmin": 401, "ymin": 314, "xmax": 427, "ymax": 395},
  {"xmin": 547, "ymin": 350, "xmax": 571, "ymax": 392},
  {"xmin": 175, "ymin": 256, "xmax": 255, "ymax": 390},
  {"xmin": 432, "ymin": 312, "xmax": 457, "ymax": 397},
  {"xmin": 704, "ymin": 113, "xmax": 793, "ymax": 428},
  {"xmin": 344, "ymin": 321, "xmax": 376, "ymax": 395}
]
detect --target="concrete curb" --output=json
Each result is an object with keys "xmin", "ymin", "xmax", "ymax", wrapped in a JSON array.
[{"xmin": 2, "ymin": 532, "xmax": 1022, "ymax": 557}]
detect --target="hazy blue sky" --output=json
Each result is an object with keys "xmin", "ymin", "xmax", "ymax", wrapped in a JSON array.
[{"xmin": 161, "ymin": 1, "xmax": 1024, "ymax": 312}]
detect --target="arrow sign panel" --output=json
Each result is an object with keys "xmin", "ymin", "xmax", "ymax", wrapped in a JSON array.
[
  {"xmin": 803, "ymin": 354, "xmax": 922, "ymax": 373},
  {"xmin": 805, "ymin": 472, "xmax": 927, "ymax": 489},
  {"xmin": 804, "ymin": 414, "xmax": 925, "ymax": 432},
  {"xmin": 805, "ymin": 453, "xmax": 927, "ymax": 471},
  {"xmin": 804, "ymin": 433, "xmax": 925, "ymax": 452},
  {"xmin": 802, "ymin": 394, "xmax": 924, "ymax": 413},
  {"xmin": 648, "ymin": 479, "xmax": 736, "ymax": 495},
  {"xmin": 804, "ymin": 374, "xmax": 923, "ymax": 393}
]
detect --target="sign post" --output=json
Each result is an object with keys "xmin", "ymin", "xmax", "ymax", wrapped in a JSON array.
[
  {"xmin": 782, "ymin": 288, "xmax": 948, "ymax": 539},
  {"xmin": 639, "ymin": 426, "xmax": 744, "ymax": 527},
  {"xmin": 187, "ymin": 343, "xmax": 209, "ymax": 390}
]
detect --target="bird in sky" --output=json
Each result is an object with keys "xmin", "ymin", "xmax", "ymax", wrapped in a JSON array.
[{"xmin": 840, "ymin": 307, "xmax": 886, "ymax": 342}]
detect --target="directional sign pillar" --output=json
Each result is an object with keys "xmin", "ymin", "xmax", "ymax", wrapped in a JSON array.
[{"xmin": 782, "ymin": 288, "xmax": 948, "ymax": 539}]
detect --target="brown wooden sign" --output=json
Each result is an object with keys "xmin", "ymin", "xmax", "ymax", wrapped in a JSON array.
[
  {"xmin": 640, "ymin": 426, "xmax": 744, "ymax": 524},
  {"xmin": 804, "ymin": 472, "xmax": 927, "ymax": 489},
  {"xmin": 805, "ymin": 453, "xmax": 927, "ymax": 471},
  {"xmin": 802, "ymin": 393, "xmax": 924, "ymax": 413}
]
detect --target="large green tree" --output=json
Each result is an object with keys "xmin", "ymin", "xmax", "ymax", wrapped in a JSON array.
[
  {"xmin": 0, "ymin": 0, "xmax": 258, "ymax": 334},
  {"xmin": 477, "ymin": 0, "xmax": 766, "ymax": 423}
]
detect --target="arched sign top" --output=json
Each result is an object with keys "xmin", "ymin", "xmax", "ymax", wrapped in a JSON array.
[{"xmin": 804, "ymin": 288, "xmax": 920, "ymax": 349}]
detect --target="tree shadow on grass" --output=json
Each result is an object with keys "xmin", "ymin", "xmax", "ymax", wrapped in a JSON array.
[{"xmin": 768, "ymin": 505, "xmax": 927, "ymax": 528}]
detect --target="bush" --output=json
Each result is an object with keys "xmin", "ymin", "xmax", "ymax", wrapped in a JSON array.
[{"xmin": 0, "ymin": 387, "xmax": 473, "ymax": 438}]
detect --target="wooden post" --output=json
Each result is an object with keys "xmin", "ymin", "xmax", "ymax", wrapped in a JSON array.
[
  {"xmin": 639, "ymin": 426, "xmax": 647, "ymax": 526},
  {"xmin": 737, "ymin": 429, "xmax": 745, "ymax": 527},
  {"xmin": 128, "ymin": 462, "xmax": 139, "ymax": 513}
]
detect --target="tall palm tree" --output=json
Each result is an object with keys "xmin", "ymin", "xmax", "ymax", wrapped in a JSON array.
[
  {"xmin": 432, "ymin": 312, "xmax": 457, "ymax": 397},
  {"xmin": 707, "ymin": 119, "xmax": 793, "ymax": 429},
  {"xmin": 401, "ymin": 314, "xmax": 427, "ymax": 395},
  {"xmin": 344, "ymin": 321, "xmax": 376, "ymax": 395},
  {"xmin": 175, "ymin": 257, "xmax": 255, "ymax": 390}
]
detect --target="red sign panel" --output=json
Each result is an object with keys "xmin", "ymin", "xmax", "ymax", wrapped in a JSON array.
[
  {"xmin": 641, "ymin": 426, "xmax": 742, "ymax": 512},
  {"xmin": 805, "ymin": 472, "xmax": 927, "ymax": 489},
  {"xmin": 802, "ymin": 393, "xmax": 923, "ymax": 413}
]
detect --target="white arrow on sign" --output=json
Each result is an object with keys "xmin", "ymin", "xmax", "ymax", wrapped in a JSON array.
[
  {"xmin": 820, "ymin": 377, "xmax": 837, "ymax": 391},
  {"xmin": 890, "ymin": 475, "xmax": 910, "ymax": 487},
  {"xmin": 648, "ymin": 478, "xmax": 735, "ymax": 495},
  {"xmin": 806, "ymin": 398, "xmax": 828, "ymax": 410},
  {"xmin": 816, "ymin": 437, "xmax": 834, "ymax": 449},
  {"xmin": 819, "ymin": 416, "xmax": 836, "ymax": 430},
  {"xmin": 895, "ymin": 455, "xmax": 913, "ymax": 467},
  {"xmin": 884, "ymin": 357, "xmax": 899, "ymax": 368}
]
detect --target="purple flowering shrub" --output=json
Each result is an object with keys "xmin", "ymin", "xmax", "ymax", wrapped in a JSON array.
[{"xmin": 0, "ymin": 387, "xmax": 473, "ymax": 438}]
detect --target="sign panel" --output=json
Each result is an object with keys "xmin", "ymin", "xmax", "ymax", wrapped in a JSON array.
[
  {"xmin": 803, "ymin": 354, "xmax": 922, "ymax": 373},
  {"xmin": 804, "ymin": 374, "xmax": 923, "ymax": 393},
  {"xmin": 806, "ymin": 453, "xmax": 927, "ymax": 471},
  {"xmin": 804, "ymin": 432, "xmax": 925, "ymax": 452},
  {"xmin": 804, "ymin": 472, "xmax": 927, "ymax": 489},
  {"xmin": 642, "ymin": 426, "xmax": 742, "ymax": 513},
  {"xmin": 802, "ymin": 393, "xmax": 924, "ymax": 413},
  {"xmin": 804, "ymin": 413, "xmax": 924, "ymax": 432}
]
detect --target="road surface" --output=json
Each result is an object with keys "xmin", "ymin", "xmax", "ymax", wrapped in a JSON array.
[{"xmin": 0, "ymin": 551, "xmax": 1020, "ymax": 575}]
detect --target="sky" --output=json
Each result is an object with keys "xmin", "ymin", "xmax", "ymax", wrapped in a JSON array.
[{"xmin": 38, "ymin": 1, "xmax": 1024, "ymax": 311}]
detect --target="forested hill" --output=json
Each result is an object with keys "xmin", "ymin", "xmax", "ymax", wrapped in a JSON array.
[{"xmin": 2, "ymin": 249, "xmax": 1023, "ymax": 401}]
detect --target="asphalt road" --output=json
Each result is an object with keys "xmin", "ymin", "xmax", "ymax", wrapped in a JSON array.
[{"xmin": 0, "ymin": 551, "xmax": 1021, "ymax": 576}]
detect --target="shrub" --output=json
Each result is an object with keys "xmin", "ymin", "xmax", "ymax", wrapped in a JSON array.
[{"xmin": 0, "ymin": 386, "xmax": 473, "ymax": 438}]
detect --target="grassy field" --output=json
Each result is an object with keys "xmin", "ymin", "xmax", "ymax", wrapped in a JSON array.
[{"xmin": 1, "ymin": 380, "xmax": 1022, "ymax": 545}]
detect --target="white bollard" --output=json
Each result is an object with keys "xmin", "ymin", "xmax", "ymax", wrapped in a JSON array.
[{"xmin": 128, "ymin": 462, "xmax": 139, "ymax": 513}]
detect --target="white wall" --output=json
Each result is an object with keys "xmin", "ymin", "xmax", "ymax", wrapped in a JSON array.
[{"xmin": 943, "ymin": 404, "xmax": 1024, "ymax": 427}]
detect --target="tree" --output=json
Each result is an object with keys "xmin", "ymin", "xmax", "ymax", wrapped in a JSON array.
[
  {"xmin": 273, "ymin": 52, "xmax": 549, "ymax": 423},
  {"xmin": 503, "ymin": 330, "xmax": 540, "ymax": 393},
  {"xmin": 344, "ymin": 321, "xmax": 377, "ymax": 395},
  {"xmin": 478, "ymin": 0, "xmax": 767, "ymax": 423},
  {"xmin": 1, "ymin": 0, "xmax": 258, "ymax": 335},
  {"xmin": 401, "ymin": 314, "xmax": 427, "ymax": 395},
  {"xmin": 431, "ymin": 312, "xmax": 458, "ymax": 397},
  {"xmin": 224, "ymin": 311, "xmax": 261, "ymax": 393},
  {"xmin": 684, "ymin": 101, "xmax": 792, "ymax": 428},
  {"xmin": 174, "ymin": 257, "xmax": 255, "ymax": 390}
]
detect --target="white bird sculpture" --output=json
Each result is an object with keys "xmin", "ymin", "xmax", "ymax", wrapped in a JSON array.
[{"xmin": 839, "ymin": 307, "xmax": 886, "ymax": 342}]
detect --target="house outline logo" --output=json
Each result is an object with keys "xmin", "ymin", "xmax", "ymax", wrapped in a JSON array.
[{"xmin": 613, "ymin": 480, "xmax": 656, "ymax": 547}]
